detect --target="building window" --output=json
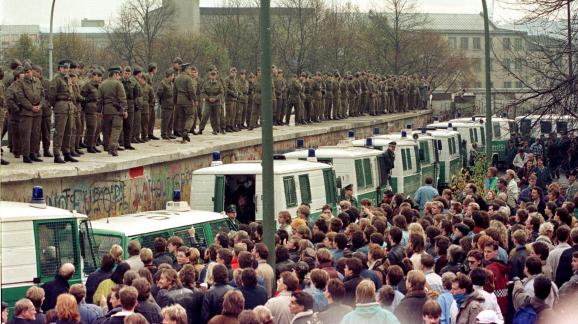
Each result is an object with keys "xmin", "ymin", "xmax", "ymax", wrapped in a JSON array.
[
  {"xmin": 460, "ymin": 37, "xmax": 469, "ymax": 49},
  {"xmin": 473, "ymin": 58, "xmax": 482, "ymax": 72},
  {"xmin": 516, "ymin": 81, "xmax": 523, "ymax": 88},
  {"xmin": 449, "ymin": 37, "xmax": 457, "ymax": 49},
  {"xmin": 514, "ymin": 38, "xmax": 523, "ymax": 50},
  {"xmin": 504, "ymin": 81, "xmax": 512, "ymax": 88},
  {"xmin": 473, "ymin": 37, "xmax": 481, "ymax": 50},
  {"xmin": 503, "ymin": 38, "xmax": 511, "ymax": 50},
  {"xmin": 515, "ymin": 58, "xmax": 523, "ymax": 71},
  {"xmin": 503, "ymin": 58, "xmax": 511, "ymax": 70}
]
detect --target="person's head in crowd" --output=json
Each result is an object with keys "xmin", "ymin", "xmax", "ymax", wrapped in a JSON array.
[
  {"xmin": 512, "ymin": 229, "xmax": 527, "ymax": 246},
  {"xmin": 409, "ymin": 232, "xmax": 425, "ymax": 254},
  {"xmin": 237, "ymin": 251, "xmax": 254, "ymax": 269},
  {"xmin": 69, "ymin": 284, "xmax": 89, "ymax": 304},
  {"xmin": 140, "ymin": 248, "xmax": 154, "ymax": 266},
  {"xmin": 316, "ymin": 248, "xmax": 334, "ymax": 266},
  {"xmin": 215, "ymin": 232, "xmax": 230, "ymax": 249},
  {"xmin": 435, "ymin": 236, "xmax": 451, "ymax": 258},
  {"xmin": 309, "ymin": 269, "xmax": 329, "ymax": 291},
  {"xmin": 110, "ymin": 262, "xmax": 131, "ymax": 284},
  {"xmin": 422, "ymin": 299, "xmax": 442, "ymax": 324},
  {"xmin": 222, "ymin": 290, "xmax": 245, "ymax": 317},
  {"xmin": 293, "ymin": 261, "xmax": 310, "ymax": 285},
  {"xmin": 483, "ymin": 240, "xmax": 500, "ymax": 261},
  {"xmin": 442, "ymin": 272, "xmax": 457, "ymax": 292},
  {"xmin": 238, "ymin": 310, "xmax": 260, "ymax": 324},
  {"xmin": 334, "ymin": 233, "xmax": 348, "ymax": 250},
  {"xmin": 421, "ymin": 253, "xmax": 435, "ymax": 272},
  {"xmin": 55, "ymin": 294, "xmax": 80, "ymax": 322},
  {"xmin": 161, "ymin": 304, "xmax": 187, "ymax": 324},
  {"xmin": 451, "ymin": 273, "xmax": 474, "ymax": 296},
  {"xmin": 314, "ymin": 218, "xmax": 329, "ymax": 234},
  {"xmin": 158, "ymin": 268, "xmax": 181, "ymax": 289},
  {"xmin": 123, "ymin": 270, "xmax": 139, "ymax": 286},
  {"xmin": 339, "ymin": 200, "xmax": 352, "ymax": 212},
  {"xmin": 212, "ymin": 264, "xmax": 229, "ymax": 285},
  {"xmin": 321, "ymin": 205, "xmax": 333, "ymax": 220},
  {"xmin": 13, "ymin": 298, "xmax": 36, "ymax": 321},
  {"xmin": 167, "ymin": 236, "xmax": 184, "ymax": 254},
  {"xmin": 100, "ymin": 253, "xmax": 116, "ymax": 272},
  {"xmin": 448, "ymin": 245, "xmax": 465, "ymax": 265},
  {"xmin": 533, "ymin": 275, "xmax": 552, "ymax": 301},
  {"xmin": 330, "ymin": 217, "xmax": 344, "ymax": 233},
  {"xmin": 2, "ymin": 301, "xmax": 8, "ymax": 323},
  {"xmin": 467, "ymin": 249, "xmax": 484, "ymax": 270},
  {"xmin": 555, "ymin": 207, "xmax": 571, "ymax": 227},
  {"xmin": 377, "ymin": 285, "xmax": 395, "ymax": 308},
  {"xmin": 469, "ymin": 267, "xmax": 487, "ymax": 288},
  {"xmin": 178, "ymin": 264, "xmax": 197, "ymax": 289},
  {"xmin": 530, "ymin": 241, "xmax": 549, "ymax": 262},
  {"xmin": 127, "ymin": 239, "xmax": 141, "ymax": 258},
  {"xmin": 241, "ymin": 268, "xmax": 258, "ymax": 288},
  {"xmin": 278, "ymin": 271, "xmax": 299, "ymax": 292},
  {"xmin": 154, "ymin": 237, "xmax": 168, "ymax": 255},
  {"xmin": 406, "ymin": 270, "xmax": 426, "ymax": 292},
  {"xmin": 253, "ymin": 242, "xmax": 269, "ymax": 261},
  {"xmin": 355, "ymin": 279, "xmax": 376, "ymax": 304},
  {"xmin": 217, "ymin": 247, "xmax": 233, "ymax": 266},
  {"xmin": 25, "ymin": 286, "xmax": 45, "ymax": 311},
  {"xmin": 324, "ymin": 278, "xmax": 346, "ymax": 304},
  {"xmin": 297, "ymin": 205, "xmax": 310, "ymax": 221},
  {"xmin": 344, "ymin": 257, "xmax": 362, "ymax": 278},
  {"xmin": 454, "ymin": 223, "xmax": 470, "ymax": 241},
  {"xmin": 289, "ymin": 291, "xmax": 314, "ymax": 315},
  {"xmin": 124, "ymin": 313, "xmax": 148, "ymax": 324},
  {"xmin": 132, "ymin": 278, "xmax": 152, "ymax": 302},
  {"xmin": 351, "ymin": 231, "xmax": 366, "ymax": 250},
  {"xmin": 524, "ymin": 256, "xmax": 543, "ymax": 277},
  {"xmin": 276, "ymin": 245, "xmax": 291, "ymax": 263},
  {"xmin": 110, "ymin": 244, "xmax": 124, "ymax": 262},
  {"xmin": 388, "ymin": 226, "xmax": 403, "ymax": 248}
]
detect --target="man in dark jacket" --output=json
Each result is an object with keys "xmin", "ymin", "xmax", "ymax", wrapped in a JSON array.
[
  {"xmin": 383, "ymin": 142, "xmax": 396, "ymax": 189},
  {"xmin": 41, "ymin": 263, "xmax": 75, "ymax": 312},
  {"xmin": 132, "ymin": 278, "xmax": 162, "ymax": 324},
  {"xmin": 201, "ymin": 264, "xmax": 233, "ymax": 322},
  {"xmin": 387, "ymin": 227, "xmax": 404, "ymax": 268},
  {"xmin": 395, "ymin": 270, "xmax": 428, "ymax": 324},
  {"xmin": 343, "ymin": 258, "xmax": 364, "ymax": 307},
  {"xmin": 508, "ymin": 229, "xmax": 530, "ymax": 280},
  {"xmin": 86, "ymin": 254, "xmax": 115, "ymax": 304},
  {"xmin": 155, "ymin": 268, "xmax": 203, "ymax": 324},
  {"xmin": 239, "ymin": 268, "xmax": 268, "ymax": 309},
  {"xmin": 98, "ymin": 287, "xmax": 138, "ymax": 324},
  {"xmin": 555, "ymin": 228, "xmax": 578, "ymax": 287},
  {"xmin": 152, "ymin": 237, "xmax": 174, "ymax": 267}
]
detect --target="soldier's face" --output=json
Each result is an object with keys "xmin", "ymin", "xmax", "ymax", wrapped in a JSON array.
[
  {"xmin": 192, "ymin": 70, "xmax": 198, "ymax": 78},
  {"xmin": 123, "ymin": 71, "xmax": 131, "ymax": 78},
  {"xmin": 240, "ymin": 73, "xmax": 246, "ymax": 80},
  {"xmin": 59, "ymin": 67, "xmax": 69, "ymax": 75}
]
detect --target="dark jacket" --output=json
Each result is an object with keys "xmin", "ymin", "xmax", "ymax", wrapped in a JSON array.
[
  {"xmin": 153, "ymin": 252, "xmax": 174, "ymax": 267},
  {"xmin": 343, "ymin": 275, "xmax": 364, "ymax": 307},
  {"xmin": 201, "ymin": 284, "xmax": 233, "ymax": 323},
  {"xmin": 239, "ymin": 285, "xmax": 268, "ymax": 309},
  {"xmin": 440, "ymin": 261, "xmax": 466, "ymax": 275},
  {"xmin": 8, "ymin": 318, "xmax": 36, "ymax": 324},
  {"xmin": 317, "ymin": 302, "xmax": 353, "ymax": 324},
  {"xmin": 435, "ymin": 255, "xmax": 449, "ymax": 274},
  {"xmin": 93, "ymin": 308, "xmax": 121, "ymax": 324},
  {"xmin": 555, "ymin": 245, "xmax": 578, "ymax": 287},
  {"xmin": 85, "ymin": 269, "xmax": 112, "ymax": 304},
  {"xmin": 41, "ymin": 274, "xmax": 71, "ymax": 312},
  {"xmin": 383, "ymin": 150, "xmax": 395, "ymax": 173},
  {"xmin": 508, "ymin": 245, "xmax": 529, "ymax": 280},
  {"xmin": 135, "ymin": 299, "xmax": 162, "ymax": 324},
  {"xmin": 276, "ymin": 259, "xmax": 295, "ymax": 278},
  {"xmin": 156, "ymin": 287, "xmax": 204, "ymax": 324},
  {"xmin": 394, "ymin": 289, "xmax": 428, "ymax": 324},
  {"xmin": 387, "ymin": 244, "xmax": 404, "ymax": 267},
  {"xmin": 55, "ymin": 320, "xmax": 85, "ymax": 324},
  {"xmin": 318, "ymin": 262, "xmax": 340, "ymax": 279}
]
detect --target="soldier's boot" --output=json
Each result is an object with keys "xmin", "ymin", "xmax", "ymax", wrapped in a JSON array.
[
  {"xmin": 70, "ymin": 150, "xmax": 80, "ymax": 157},
  {"xmin": 23, "ymin": 155, "xmax": 33, "ymax": 163},
  {"xmin": 109, "ymin": 149, "xmax": 118, "ymax": 157},
  {"xmin": 43, "ymin": 149, "xmax": 53, "ymax": 157},
  {"xmin": 1, "ymin": 158, "xmax": 9, "ymax": 165},
  {"xmin": 76, "ymin": 148, "xmax": 84, "ymax": 155},
  {"xmin": 30, "ymin": 153, "xmax": 43, "ymax": 162},
  {"xmin": 63, "ymin": 153, "xmax": 78, "ymax": 162},
  {"xmin": 182, "ymin": 134, "xmax": 191, "ymax": 143},
  {"xmin": 87, "ymin": 147, "xmax": 98, "ymax": 153},
  {"xmin": 54, "ymin": 154, "xmax": 66, "ymax": 163}
]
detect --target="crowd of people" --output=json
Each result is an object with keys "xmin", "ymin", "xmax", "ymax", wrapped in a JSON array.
[
  {"xmin": 3, "ymin": 153, "xmax": 578, "ymax": 324},
  {"xmin": 0, "ymin": 57, "xmax": 431, "ymax": 164}
]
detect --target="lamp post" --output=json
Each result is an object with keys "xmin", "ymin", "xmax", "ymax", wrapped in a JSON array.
[
  {"xmin": 259, "ymin": 0, "xmax": 275, "ymax": 270},
  {"xmin": 48, "ymin": 0, "xmax": 56, "ymax": 80},
  {"xmin": 482, "ymin": 0, "xmax": 493, "ymax": 160}
]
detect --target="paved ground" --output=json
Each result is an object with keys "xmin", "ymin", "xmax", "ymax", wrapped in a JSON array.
[{"xmin": 0, "ymin": 110, "xmax": 431, "ymax": 182}]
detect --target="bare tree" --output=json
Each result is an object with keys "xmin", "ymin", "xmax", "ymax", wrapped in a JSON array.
[{"xmin": 105, "ymin": 4, "xmax": 141, "ymax": 66}]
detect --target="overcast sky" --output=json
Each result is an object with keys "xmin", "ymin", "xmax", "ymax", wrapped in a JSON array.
[{"xmin": 1, "ymin": 0, "xmax": 526, "ymax": 29}]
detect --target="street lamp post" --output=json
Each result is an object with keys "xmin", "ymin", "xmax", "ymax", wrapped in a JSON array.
[
  {"xmin": 48, "ymin": 0, "xmax": 56, "ymax": 80},
  {"xmin": 482, "ymin": 0, "xmax": 493, "ymax": 160}
]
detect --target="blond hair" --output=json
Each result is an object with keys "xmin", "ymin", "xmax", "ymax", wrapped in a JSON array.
[
  {"xmin": 162, "ymin": 304, "xmax": 187, "ymax": 324},
  {"xmin": 110, "ymin": 244, "xmax": 123, "ymax": 261},
  {"xmin": 355, "ymin": 279, "xmax": 376, "ymax": 304}
]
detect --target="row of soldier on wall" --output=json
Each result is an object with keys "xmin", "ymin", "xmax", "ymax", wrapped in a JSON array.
[{"xmin": 0, "ymin": 57, "xmax": 431, "ymax": 164}]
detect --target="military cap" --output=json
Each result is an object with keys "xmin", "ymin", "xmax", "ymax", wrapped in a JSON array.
[
  {"xmin": 10, "ymin": 58, "xmax": 22, "ymax": 70},
  {"xmin": 181, "ymin": 63, "xmax": 191, "ymax": 70},
  {"xmin": 22, "ymin": 62, "xmax": 32, "ymax": 72},
  {"xmin": 225, "ymin": 205, "xmax": 237, "ymax": 213},
  {"xmin": 148, "ymin": 62, "xmax": 157, "ymax": 71},
  {"xmin": 173, "ymin": 57, "xmax": 183, "ymax": 64},
  {"xmin": 300, "ymin": 72, "xmax": 307, "ymax": 77},
  {"xmin": 91, "ymin": 68, "xmax": 103, "ymax": 76},
  {"xmin": 164, "ymin": 68, "xmax": 175, "ymax": 77},
  {"xmin": 239, "ymin": 69, "xmax": 247, "ymax": 74},
  {"xmin": 133, "ymin": 66, "xmax": 143, "ymax": 75},
  {"xmin": 123, "ymin": 66, "xmax": 132, "ymax": 73},
  {"xmin": 13, "ymin": 67, "xmax": 24, "ymax": 78},
  {"xmin": 108, "ymin": 66, "xmax": 122, "ymax": 73},
  {"xmin": 58, "ymin": 59, "xmax": 71, "ymax": 68},
  {"xmin": 388, "ymin": 141, "xmax": 397, "ymax": 146},
  {"xmin": 229, "ymin": 67, "xmax": 237, "ymax": 73},
  {"xmin": 344, "ymin": 184, "xmax": 353, "ymax": 191},
  {"xmin": 69, "ymin": 61, "xmax": 79, "ymax": 69},
  {"xmin": 32, "ymin": 64, "xmax": 42, "ymax": 72}
]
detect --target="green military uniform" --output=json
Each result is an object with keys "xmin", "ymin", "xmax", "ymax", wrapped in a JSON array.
[
  {"xmin": 121, "ymin": 72, "xmax": 139, "ymax": 148},
  {"xmin": 140, "ymin": 80, "xmax": 154, "ymax": 141},
  {"xmin": 236, "ymin": 76, "xmax": 249, "ymax": 128},
  {"xmin": 339, "ymin": 76, "xmax": 348, "ymax": 118},
  {"xmin": 36, "ymin": 76, "xmax": 52, "ymax": 156},
  {"xmin": 0, "ymin": 77, "xmax": 6, "ymax": 163},
  {"xmin": 174, "ymin": 66, "xmax": 197, "ymax": 140},
  {"xmin": 312, "ymin": 76, "xmax": 323, "ymax": 122},
  {"xmin": 157, "ymin": 73, "xmax": 175, "ymax": 139},
  {"xmin": 145, "ymin": 73, "xmax": 157, "ymax": 139},
  {"xmin": 130, "ymin": 73, "xmax": 143, "ymax": 143},
  {"xmin": 250, "ymin": 75, "xmax": 262, "ymax": 129},
  {"xmin": 302, "ymin": 75, "xmax": 313, "ymax": 123},
  {"xmin": 224, "ymin": 74, "xmax": 238, "ymax": 131},
  {"xmin": 323, "ymin": 76, "xmax": 333, "ymax": 120},
  {"xmin": 70, "ymin": 75, "xmax": 83, "ymax": 155},
  {"xmin": 246, "ymin": 76, "xmax": 256, "ymax": 129},
  {"xmin": 81, "ymin": 78, "xmax": 101, "ymax": 151},
  {"xmin": 199, "ymin": 74, "xmax": 224, "ymax": 135},
  {"xmin": 6, "ymin": 78, "xmax": 21, "ymax": 157},
  {"xmin": 98, "ymin": 69, "xmax": 128, "ymax": 155},
  {"xmin": 15, "ymin": 69, "xmax": 43, "ymax": 162},
  {"xmin": 273, "ymin": 74, "xmax": 286, "ymax": 125},
  {"xmin": 286, "ymin": 76, "xmax": 302, "ymax": 125},
  {"xmin": 48, "ymin": 68, "xmax": 76, "ymax": 161}
]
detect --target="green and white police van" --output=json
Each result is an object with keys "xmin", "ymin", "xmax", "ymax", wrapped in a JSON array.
[
  {"xmin": 88, "ymin": 199, "xmax": 235, "ymax": 261},
  {"xmin": 428, "ymin": 121, "xmax": 486, "ymax": 159},
  {"xmin": 283, "ymin": 145, "xmax": 388, "ymax": 207},
  {"xmin": 516, "ymin": 114, "xmax": 575, "ymax": 142},
  {"xmin": 1, "ymin": 188, "xmax": 97, "ymax": 309},
  {"xmin": 190, "ymin": 154, "xmax": 339, "ymax": 222},
  {"xmin": 351, "ymin": 136, "xmax": 421, "ymax": 198},
  {"xmin": 425, "ymin": 129, "xmax": 463, "ymax": 188}
]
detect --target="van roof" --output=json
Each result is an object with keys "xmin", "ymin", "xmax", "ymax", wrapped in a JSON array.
[
  {"xmin": 90, "ymin": 209, "xmax": 228, "ymax": 236},
  {"xmin": 284, "ymin": 146, "xmax": 382, "ymax": 159},
  {"xmin": 0, "ymin": 201, "xmax": 87, "ymax": 223},
  {"xmin": 193, "ymin": 160, "xmax": 332, "ymax": 175},
  {"xmin": 428, "ymin": 122, "xmax": 482, "ymax": 129},
  {"xmin": 425, "ymin": 129, "xmax": 460, "ymax": 138},
  {"xmin": 350, "ymin": 138, "xmax": 417, "ymax": 147}
]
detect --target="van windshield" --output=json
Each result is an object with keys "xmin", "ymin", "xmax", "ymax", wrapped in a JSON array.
[
  {"xmin": 557, "ymin": 121, "xmax": 568, "ymax": 133},
  {"xmin": 93, "ymin": 233, "xmax": 122, "ymax": 260},
  {"xmin": 36, "ymin": 220, "xmax": 79, "ymax": 280},
  {"xmin": 520, "ymin": 119, "xmax": 531, "ymax": 135},
  {"xmin": 540, "ymin": 121, "xmax": 552, "ymax": 134}
]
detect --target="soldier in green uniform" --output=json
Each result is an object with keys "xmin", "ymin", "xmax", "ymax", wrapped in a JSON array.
[
  {"xmin": 246, "ymin": 73, "xmax": 256, "ymax": 130},
  {"xmin": 312, "ymin": 72, "xmax": 323, "ymax": 122},
  {"xmin": 331, "ymin": 72, "xmax": 340, "ymax": 120},
  {"xmin": 6, "ymin": 68, "xmax": 24, "ymax": 159},
  {"xmin": 69, "ymin": 62, "xmax": 84, "ymax": 157},
  {"xmin": 199, "ymin": 70, "xmax": 224, "ymax": 135},
  {"xmin": 250, "ymin": 68, "xmax": 262, "ymax": 129},
  {"xmin": 146, "ymin": 63, "xmax": 159, "ymax": 140},
  {"xmin": 14, "ymin": 63, "xmax": 43, "ymax": 163},
  {"xmin": 224, "ymin": 67, "xmax": 238, "ymax": 132},
  {"xmin": 286, "ymin": 73, "xmax": 302, "ymax": 125},
  {"xmin": 49, "ymin": 60, "xmax": 77, "ymax": 163},
  {"xmin": 0, "ymin": 68, "xmax": 8, "ymax": 165},
  {"xmin": 323, "ymin": 74, "xmax": 333, "ymax": 120},
  {"xmin": 273, "ymin": 68, "xmax": 286, "ymax": 126},
  {"xmin": 31, "ymin": 65, "xmax": 53, "ymax": 157},
  {"xmin": 139, "ymin": 72, "xmax": 154, "ymax": 142},
  {"xmin": 98, "ymin": 67, "xmax": 128, "ymax": 156},
  {"xmin": 158, "ymin": 69, "xmax": 175, "ymax": 139},
  {"xmin": 190, "ymin": 66, "xmax": 201, "ymax": 134},
  {"xmin": 174, "ymin": 63, "xmax": 197, "ymax": 142},
  {"xmin": 131, "ymin": 67, "xmax": 144, "ymax": 143},
  {"xmin": 302, "ymin": 72, "xmax": 313, "ymax": 123},
  {"xmin": 121, "ymin": 66, "xmax": 138, "ymax": 149},
  {"xmin": 81, "ymin": 68, "xmax": 103, "ymax": 153},
  {"xmin": 236, "ymin": 70, "xmax": 249, "ymax": 129}
]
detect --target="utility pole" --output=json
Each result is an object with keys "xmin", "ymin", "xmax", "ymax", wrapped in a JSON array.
[
  {"xmin": 259, "ymin": 0, "xmax": 275, "ymax": 270},
  {"xmin": 49, "ymin": 0, "xmax": 56, "ymax": 80},
  {"xmin": 482, "ymin": 0, "xmax": 493, "ymax": 160},
  {"xmin": 567, "ymin": 0, "xmax": 573, "ymax": 79}
]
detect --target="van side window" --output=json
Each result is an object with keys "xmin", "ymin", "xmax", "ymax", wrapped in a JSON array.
[
  {"xmin": 448, "ymin": 139, "xmax": 454, "ymax": 155},
  {"xmin": 363, "ymin": 158, "xmax": 373, "ymax": 187},
  {"xmin": 401, "ymin": 149, "xmax": 408, "ymax": 171},
  {"xmin": 469, "ymin": 128, "xmax": 474, "ymax": 143},
  {"xmin": 323, "ymin": 169, "xmax": 338, "ymax": 204},
  {"xmin": 36, "ymin": 221, "xmax": 78, "ymax": 280},
  {"xmin": 493, "ymin": 123, "xmax": 501, "ymax": 138},
  {"xmin": 298, "ymin": 174, "xmax": 312, "ymax": 204},
  {"xmin": 283, "ymin": 176, "xmax": 298, "ymax": 207},
  {"xmin": 406, "ymin": 148, "xmax": 413, "ymax": 170},
  {"xmin": 354, "ymin": 159, "xmax": 366, "ymax": 188},
  {"xmin": 480, "ymin": 127, "xmax": 486, "ymax": 145}
]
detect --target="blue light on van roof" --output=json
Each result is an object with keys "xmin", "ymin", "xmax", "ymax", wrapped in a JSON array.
[
  {"xmin": 406, "ymin": 124, "xmax": 412, "ymax": 129},
  {"xmin": 31, "ymin": 186, "xmax": 45, "ymax": 204},
  {"xmin": 448, "ymin": 122, "xmax": 453, "ymax": 128},
  {"xmin": 296, "ymin": 138, "xmax": 304, "ymax": 149},
  {"xmin": 373, "ymin": 127, "xmax": 380, "ymax": 135},
  {"xmin": 421, "ymin": 128, "xmax": 426, "ymax": 134},
  {"xmin": 307, "ymin": 148, "xmax": 316, "ymax": 158},
  {"xmin": 172, "ymin": 189, "xmax": 181, "ymax": 202},
  {"xmin": 347, "ymin": 130, "xmax": 355, "ymax": 139},
  {"xmin": 401, "ymin": 130, "xmax": 407, "ymax": 138},
  {"xmin": 366, "ymin": 137, "xmax": 373, "ymax": 146},
  {"xmin": 212, "ymin": 151, "xmax": 221, "ymax": 161}
]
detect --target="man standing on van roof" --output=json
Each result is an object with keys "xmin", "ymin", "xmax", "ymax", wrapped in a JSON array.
[
  {"xmin": 383, "ymin": 142, "xmax": 396, "ymax": 190},
  {"xmin": 41, "ymin": 263, "xmax": 75, "ymax": 312},
  {"xmin": 225, "ymin": 204, "xmax": 240, "ymax": 230}
]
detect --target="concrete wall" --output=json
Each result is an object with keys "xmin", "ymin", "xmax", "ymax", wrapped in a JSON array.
[{"xmin": 1, "ymin": 112, "xmax": 431, "ymax": 219}]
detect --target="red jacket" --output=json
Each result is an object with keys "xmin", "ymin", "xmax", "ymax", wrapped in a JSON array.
[{"xmin": 486, "ymin": 259, "xmax": 509, "ymax": 315}]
